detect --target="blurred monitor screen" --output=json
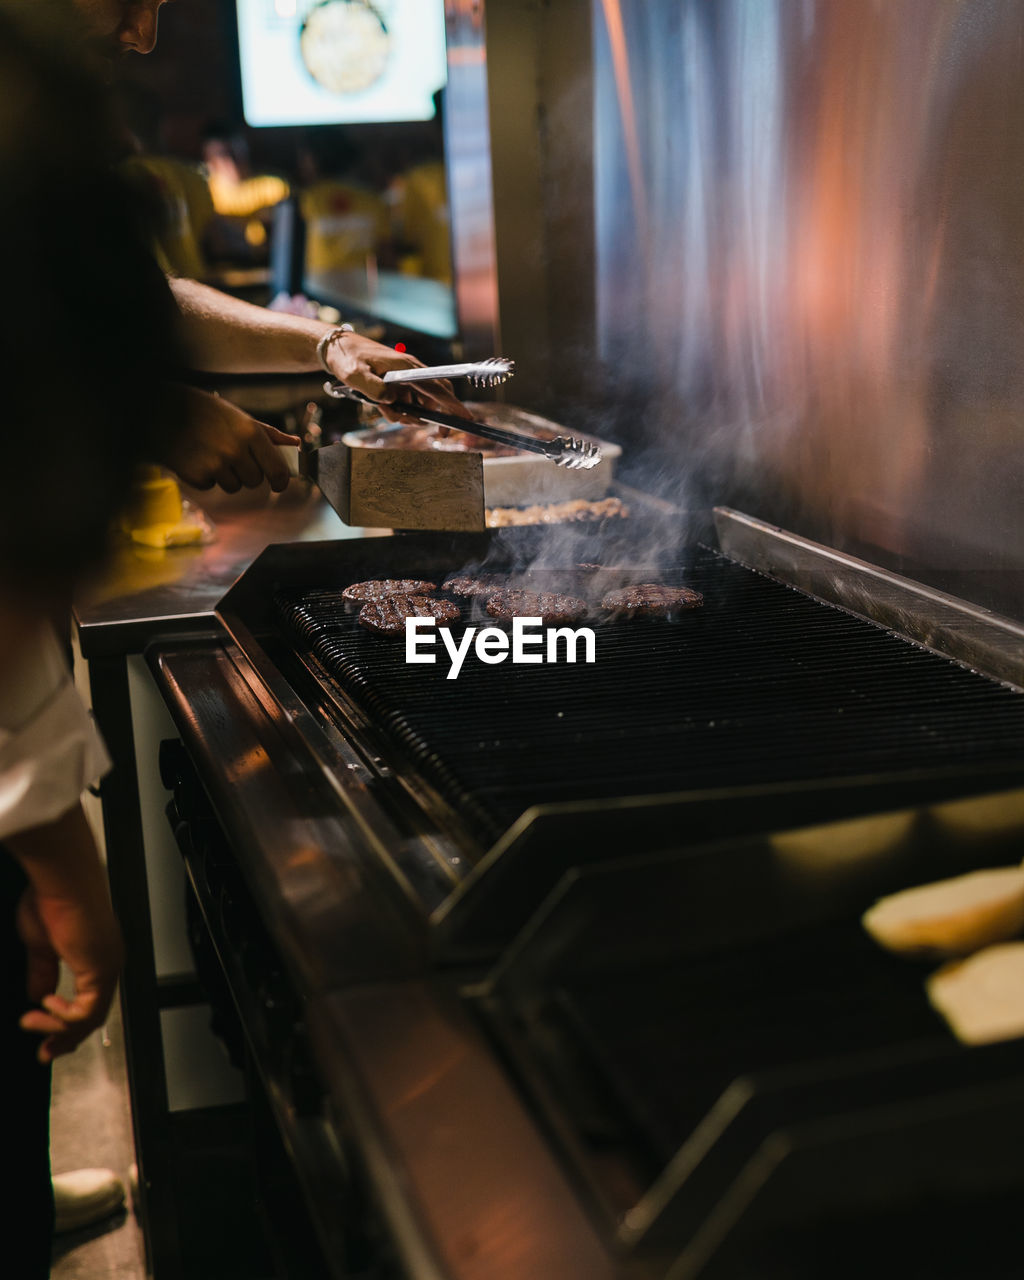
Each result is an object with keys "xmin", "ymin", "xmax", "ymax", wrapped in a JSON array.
[{"xmin": 237, "ymin": 0, "xmax": 447, "ymax": 127}]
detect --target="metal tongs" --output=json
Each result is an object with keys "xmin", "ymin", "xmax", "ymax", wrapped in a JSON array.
[
  {"xmin": 323, "ymin": 356, "xmax": 601, "ymax": 470},
  {"xmin": 389, "ymin": 404, "xmax": 602, "ymax": 470},
  {"xmin": 382, "ymin": 355, "xmax": 515, "ymax": 389},
  {"xmin": 324, "ymin": 356, "xmax": 514, "ymax": 399}
]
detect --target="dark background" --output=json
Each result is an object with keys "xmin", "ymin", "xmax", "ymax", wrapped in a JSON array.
[{"xmin": 115, "ymin": 0, "xmax": 442, "ymax": 188}]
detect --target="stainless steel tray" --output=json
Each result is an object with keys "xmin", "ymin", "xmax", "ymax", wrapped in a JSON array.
[{"xmin": 343, "ymin": 402, "xmax": 621, "ymax": 507}]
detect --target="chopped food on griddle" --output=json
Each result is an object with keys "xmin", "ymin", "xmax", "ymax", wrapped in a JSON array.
[{"xmin": 485, "ymin": 497, "xmax": 629, "ymax": 527}]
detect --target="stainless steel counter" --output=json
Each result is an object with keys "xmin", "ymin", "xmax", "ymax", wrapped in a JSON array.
[{"xmin": 74, "ymin": 481, "xmax": 374, "ymax": 657}]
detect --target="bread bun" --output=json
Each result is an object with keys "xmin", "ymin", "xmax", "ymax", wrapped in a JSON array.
[
  {"xmin": 929, "ymin": 789, "xmax": 1024, "ymax": 839},
  {"xmin": 927, "ymin": 943, "xmax": 1024, "ymax": 1044},
  {"xmin": 862, "ymin": 866, "xmax": 1024, "ymax": 958},
  {"xmin": 772, "ymin": 812, "xmax": 915, "ymax": 871}
]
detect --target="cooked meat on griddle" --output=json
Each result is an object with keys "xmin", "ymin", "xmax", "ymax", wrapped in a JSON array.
[
  {"xmin": 342, "ymin": 578, "xmax": 437, "ymax": 603},
  {"xmin": 485, "ymin": 497, "xmax": 629, "ymax": 527},
  {"xmin": 486, "ymin": 590, "xmax": 588, "ymax": 626},
  {"xmin": 443, "ymin": 573, "xmax": 508, "ymax": 598},
  {"xmin": 357, "ymin": 595, "xmax": 460, "ymax": 636},
  {"xmin": 601, "ymin": 583, "xmax": 704, "ymax": 617}
]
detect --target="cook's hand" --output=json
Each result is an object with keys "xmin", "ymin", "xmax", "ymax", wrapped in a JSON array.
[
  {"xmin": 17, "ymin": 883, "xmax": 123, "ymax": 1063},
  {"xmin": 322, "ymin": 331, "xmax": 472, "ymax": 423},
  {"xmin": 163, "ymin": 386, "xmax": 300, "ymax": 494},
  {"xmin": 10, "ymin": 805, "xmax": 123, "ymax": 1065}
]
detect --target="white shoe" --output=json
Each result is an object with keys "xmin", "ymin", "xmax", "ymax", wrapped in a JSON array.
[{"xmin": 53, "ymin": 1168, "xmax": 126, "ymax": 1234}]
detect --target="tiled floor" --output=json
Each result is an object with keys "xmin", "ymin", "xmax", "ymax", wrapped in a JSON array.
[{"xmin": 50, "ymin": 990, "xmax": 146, "ymax": 1280}]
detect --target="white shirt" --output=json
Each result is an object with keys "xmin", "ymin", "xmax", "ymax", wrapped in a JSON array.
[{"xmin": 0, "ymin": 623, "xmax": 110, "ymax": 841}]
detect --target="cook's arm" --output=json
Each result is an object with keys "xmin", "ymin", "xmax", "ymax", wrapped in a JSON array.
[
  {"xmin": 0, "ymin": 622, "xmax": 121, "ymax": 1064},
  {"xmin": 169, "ymin": 278, "xmax": 467, "ymax": 416}
]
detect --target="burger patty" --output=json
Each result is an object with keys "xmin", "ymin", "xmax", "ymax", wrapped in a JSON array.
[
  {"xmin": 601, "ymin": 583, "xmax": 704, "ymax": 617},
  {"xmin": 358, "ymin": 595, "xmax": 460, "ymax": 636},
  {"xmin": 342, "ymin": 578, "xmax": 437, "ymax": 603},
  {"xmin": 485, "ymin": 590, "xmax": 588, "ymax": 626},
  {"xmin": 444, "ymin": 574, "xmax": 508, "ymax": 598}
]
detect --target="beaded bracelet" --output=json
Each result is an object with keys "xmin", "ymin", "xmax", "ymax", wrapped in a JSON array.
[{"xmin": 315, "ymin": 323, "xmax": 355, "ymax": 375}]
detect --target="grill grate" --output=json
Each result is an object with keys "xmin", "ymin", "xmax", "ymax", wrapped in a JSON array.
[{"xmin": 275, "ymin": 547, "xmax": 1024, "ymax": 846}]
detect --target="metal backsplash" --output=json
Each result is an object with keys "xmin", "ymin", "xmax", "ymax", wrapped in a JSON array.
[
  {"xmin": 444, "ymin": 0, "xmax": 500, "ymax": 361},
  {"xmin": 444, "ymin": 0, "xmax": 597, "ymax": 401},
  {"xmin": 447, "ymin": 0, "xmax": 1024, "ymax": 622},
  {"xmin": 595, "ymin": 0, "xmax": 1024, "ymax": 616}
]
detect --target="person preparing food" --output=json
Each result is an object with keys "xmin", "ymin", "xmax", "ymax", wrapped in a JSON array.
[
  {"xmin": 0, "ymin": 0, "xmax": 469, "ymax": 1264},
  {"xmin": 0, "ymin": 1, "xmax": 191, "ymax": 1266},
  {"xmin": 58, "ymin": 1, "xmax": 470, "ymax": 498}
]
